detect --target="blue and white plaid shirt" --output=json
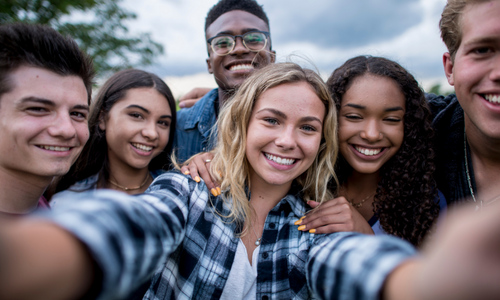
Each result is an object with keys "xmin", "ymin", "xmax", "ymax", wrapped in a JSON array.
[{"xmin": 46, "ymin": 171, "xmax": 417, "ymax": 300}]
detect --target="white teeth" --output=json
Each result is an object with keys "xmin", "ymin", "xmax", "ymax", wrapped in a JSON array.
[
  {"xmin": 484, "ymin": 94, "xmax": 500, "ymax": 104},
  {"xmin": 39, "ymin": 145, "xmax": 70, "ymax": 151},
  {"xmin": 229, "ymin": 64, "xmax": 254, "ymax": 71},
  {"xmin": 354, "ymin": 146, "xmax": 382, "ymax": 156},
  {"xmin": 132, "ymin": 143, "xmax": 153, "ymax": 152},
  {"xmin": 264, "ymin": 153, "xmax": 296, "ymax": 165}
]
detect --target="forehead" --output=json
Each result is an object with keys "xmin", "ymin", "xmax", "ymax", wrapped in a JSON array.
[
  {"xmin": 343, "ymin": 75, "xmax": 406, "ymax": 109},
  {"xmin": 111, "ymin": 87, "xmax": 171, "ymax": 112},
  {"xmin": 2, "ymin": 65, "xmax": 88, "ymax": 108},
  {"xmin": 460, "ymin": 1, "xmax": 500, "ymax": 42},
  {"xmin": 206, "ymin": 10, "xmax": 269, "ymax": 38}
]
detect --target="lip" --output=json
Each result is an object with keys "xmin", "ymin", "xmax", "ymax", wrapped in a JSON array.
[
  {"xmin": 477, "ymin": 93, "xmax": 500, "ymax": 115},
  {"xmin": 350, "ymin": 144, "xmax": 387, "ymax": 160},
  {"xmin": 263, "ymin": 152, "xmax": 298, "ymax": 171}
]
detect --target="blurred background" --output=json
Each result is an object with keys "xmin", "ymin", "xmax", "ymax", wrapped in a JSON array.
[{"xmin": 0, "ymin": 0, "xmax": 454, "ymax": 100}]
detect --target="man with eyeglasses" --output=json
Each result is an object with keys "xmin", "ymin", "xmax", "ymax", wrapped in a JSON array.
[{"xmin": 174, "ymin": 0, "xmax": 275, "ymax": 163}]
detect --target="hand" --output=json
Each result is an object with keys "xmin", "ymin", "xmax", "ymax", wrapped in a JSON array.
[
  {"xmin": 178, "ymin": 87, "xmax": 212, "ymax": 108},
  {"xmin": 385, "ymin": 201, "xmax": 500, "ymax": 300},
  {"xmin": 180, "ymin": 152, "xmax": 220, "ymax": 196},
  {"xmin": 296, "ymin": 197, "xmax": 374, "ymax": 234}
]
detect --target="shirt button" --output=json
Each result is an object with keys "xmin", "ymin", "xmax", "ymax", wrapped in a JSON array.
[
  {"xmin": 269, "ymin": 223, "xmax": 276, "ymax": 229},
  {"xmin": 262, "ymin": 252, "xmax": 269, "ymax": 259},
  {"xmin": 262, "ymin": 296, "xmax": 269, "ymax": 300}
]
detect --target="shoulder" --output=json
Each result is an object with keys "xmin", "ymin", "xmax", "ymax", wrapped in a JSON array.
[
  {"xmin": 176, "ymin": 88, "xmax": 218, "ymax": 127},
  {"xmin": 51, "ymin": 174, "xmax": 99, "ymax": 206}
]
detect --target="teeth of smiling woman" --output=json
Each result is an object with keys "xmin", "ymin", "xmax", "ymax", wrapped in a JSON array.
[
  {"xmin": 229, "ymin": 64, "xmax": 254, "ymax": 71},
  {"xmin": 484, "ymin": 94, "xmax": 500, "ymax": 104},
  {"xmin": 265, "ymin": 153, "xmax": 296, "ymax": 165},
  {"xmin": 40, "ymin": 145, "xmax": 70, "ymax": 151},
  {"xmin": 355, "ymin": 146, "xmax": 382, "ymax": 156},
  {"xmin": 132, "ymin": 143, "xmax": 153, "ymax": 152}
]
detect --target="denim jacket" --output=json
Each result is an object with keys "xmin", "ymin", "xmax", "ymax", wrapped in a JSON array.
[{"xmin": 174, "ymin": 88, "xmax": 219, "ymax": 163}]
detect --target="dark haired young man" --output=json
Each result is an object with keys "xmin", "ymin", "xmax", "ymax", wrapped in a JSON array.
[
  {"xmin": 174, "ymin": 0, "xmax": 275, "ymax": 163},
  {"xmin": 0, "ymin": 23, "xmax": 94, "ymax": 215}
]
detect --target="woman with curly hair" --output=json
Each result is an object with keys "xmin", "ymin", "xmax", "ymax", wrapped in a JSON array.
[{"xmin": 298, "ymin": 55, "xmax": 445, "ymax": 247}]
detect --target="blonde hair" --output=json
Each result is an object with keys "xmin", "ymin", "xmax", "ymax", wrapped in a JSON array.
[
  {"xmin": 440, "ymin": 0, "xmax": 492, "ymax": 60},
  {"xmin": 209, "ymin": 62, "xmax": 338, "ymax": 232}
]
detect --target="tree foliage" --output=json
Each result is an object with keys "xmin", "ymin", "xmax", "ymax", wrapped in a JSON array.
[{"xmin": 0, "ymin": 0, "xmax": 163, "ymax": 77}]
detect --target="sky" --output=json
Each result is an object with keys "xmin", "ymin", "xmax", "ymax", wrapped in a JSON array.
[{"xmin": 121, "ymin": 0, "xmax": 452, "ymax": 98}]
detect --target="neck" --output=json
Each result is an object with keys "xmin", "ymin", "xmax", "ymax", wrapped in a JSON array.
[
  {"xmin": 465, "ymin": 121, "xmax": 500, "ymax": 203},
  {"xmin": 104, "ymin": 162, "xmax": 151, "ymax": 195},
  {"xmin": 0, "ymin": 169, "xmax": 50, "ymax": 214},
  {"xmin": 344, "ymin": 170, "xmax": 379, "ymax": 196},
  {"xmin": 218, "ymin": 88, "xmax": 235, "ymax": 109}
]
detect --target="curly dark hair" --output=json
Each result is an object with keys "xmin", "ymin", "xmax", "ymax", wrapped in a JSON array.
[{"xmin": 327, "ymin": 55, "xmax": 440, "ymax": 247}]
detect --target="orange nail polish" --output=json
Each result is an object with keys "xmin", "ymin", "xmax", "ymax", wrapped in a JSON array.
[
  {"xmin": 210, "ymin": 188, "xmax": 218, "ymax": 197},
  {"xmin": 297, "ymin": 225, "xmax": 306, "ymax": 231},
  {"xmin": 216, "ymin": 187, "xmax": 221, "ymax": 194},
  {"xmin": 183, "ymin": 170, "xmax": 190, "ymax": 175},
  {"xmin": 294, "ymin": 219, "xmax": 302, "ymax": 225},
  {"xmin": 309, "ymin": 229, "xmax": 316, "ymax": 234},
  {"xmin": 194, "ymin": 176, "xmax": 201, "ymax": 183}
]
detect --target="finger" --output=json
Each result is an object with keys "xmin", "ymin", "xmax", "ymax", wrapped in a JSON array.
[
  {"xmin": 307, "ymin": 200, "xmax": 320, "ymax": 208},
  {"xmin": 308, "ymin": 223, "xmax": 354, "ymax": 234},
  {"xmin": 299, "ymin": 213, "xmax": 351, "ymax": 232},
  {"xmin": 178, "ymin": 98, "xmax": 200, "ymax": 109},
  {"xmin": 181, "ymin": 165, "xmax": 190, "ymax": 175},
  {"xmin": 191, "ymin": 153, "xmax": 219, "ymax": 196}
]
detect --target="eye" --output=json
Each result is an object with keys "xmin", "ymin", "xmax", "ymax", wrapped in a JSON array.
[
  {"xmin": 301, "ymin": 124, "xmax": 317, "ymax": 132},
  {"xmin": 26, "ymin": 106, "xmax": 49, "ymax": 114},
  {"xmin": 129, "ymin": 112, "xmax": 143, "ymax": 119},
  {"xmin": 70, "ymin": 111, "xmax": 88, "ymax": 121},
  {"xmin": 344, "ymin": 114, "xmax": 362, "ymax": 120},
  {"xmin": 158, "ymin": 120, "xmax": 171, "ymax": 127},
  {"xmin": 384, "ymin": 117, "xmax": 402, "ymax": 123},
  {"xmin": 263, "ymin": 117, "xmax": 279, "ymax": 125},
  {"xmin": 213, "ymin": 36, "xmax": 233, "ymax": 49},
  {"xmin": 473, "ymin": 47, "xmax": 492, "ymax": 55}
]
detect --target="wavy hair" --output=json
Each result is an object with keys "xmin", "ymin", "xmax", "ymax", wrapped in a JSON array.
[
  {"xmin": 208, "ymin": 62, "xmax": 338, "ymax": 234},
  {"xmin": 53, "ymin": 69, "xmax": 176, "ymax": 194},
  {"xmin": 327, "ymin": 55, "xmax": 440, "ymax": 247}
]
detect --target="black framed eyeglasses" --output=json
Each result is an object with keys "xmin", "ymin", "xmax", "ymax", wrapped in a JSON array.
[{"xmin": 207, "ymin": 31, "xmax": 270, "ymax": 56}]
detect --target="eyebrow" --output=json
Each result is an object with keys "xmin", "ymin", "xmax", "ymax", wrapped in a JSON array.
[
  {"xmin": 344, "ymin": 103, "xmax": 404, "ymax": 112},
  {"xmin": 215, "ymin": 28, "xmax": 262, "ymax": 36},
  {"xmin": 256, "ymin": 108, "xmax": 323, "ymax": 124},
  {"xmin": 20, "ymin": 96, "xmax": 89, "ymax": 111},
  {"xmin": 127, "ymin": 104, "xmax": 172, "ymax": 119}
]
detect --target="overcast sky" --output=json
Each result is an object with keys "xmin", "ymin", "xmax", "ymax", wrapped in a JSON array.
[{"xmin": 122, "ymin": 0, "xmax": 451, "ymax": 97}]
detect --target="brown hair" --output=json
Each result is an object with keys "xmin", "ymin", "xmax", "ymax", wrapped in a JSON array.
[{"xmin": 439, "ymin": 0, "xmax": 491, "ymax": 60}]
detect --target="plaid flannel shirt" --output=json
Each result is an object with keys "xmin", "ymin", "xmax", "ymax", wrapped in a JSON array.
[{"xmin": 45, "ymin": 171, "xmax": 417, "ymax": 300}]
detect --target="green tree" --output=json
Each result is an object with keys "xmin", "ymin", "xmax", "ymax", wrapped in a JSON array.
[
  {"xmin": 427, "ymin": 83, "xmax": 454, "ymax": 96},
  {"xmin": 0, "ymin": 0, "xmax": 163, "ymax": 77}
]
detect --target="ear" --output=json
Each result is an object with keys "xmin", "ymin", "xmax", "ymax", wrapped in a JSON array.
[
  {"xmin": 206, "ymin": 57, "xmax": 213, "ymax": 74},
  {"xmin": 270, "ymin": 50, "xmax": 276, "ymax": 63},
  {"xmin": 98, "ymin": 112, "xmax": 106, "ymax": 131},
  {"xmin": 443, "ymin": 52, "xmax": 455, "ymax": 86}
]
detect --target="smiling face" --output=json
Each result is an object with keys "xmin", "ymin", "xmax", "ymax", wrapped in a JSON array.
[
  {"xmin": 99, "ymin": 87, "xmax": 172, "ymax": 171},
  {"xmin": 206, "ymin": 10, "xmax": 275, "ymax": 93},
  {"xmin": 0, "ymin": 66, "xmax": 89, "ymax": 180},
  {"xmin": 245, "ymin": 82, "xmax": 325, "ymax": 191},
  {"xmin": 443, "ymin": 0, "xmax": 500, "ymax": 140},
  {"xmin": 338, "ymin": 74, "xmax": 405, "ymax": 176}
]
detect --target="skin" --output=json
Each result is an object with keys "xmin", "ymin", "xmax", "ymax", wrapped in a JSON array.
[
  {"xmin": 0, "ymin": 66, "xmax": 89, "ymax": 213},
  {"xmin": 298, "ymin": 74, "xmax": 405, "ymax": 234},
  {"xmin": 242, "ymin": 81, "xmax": 325, "ymax": 263},
  {"xmin": 99, "ymin": 87, "xmax": 172, "ymax": 193},
  {"xmin": 205, "ymin": 10, "xmax": 275, "ymax": 105},
  {"xmin": 443, "ymin": 0, "xmax": 500, "ymax": 203}
]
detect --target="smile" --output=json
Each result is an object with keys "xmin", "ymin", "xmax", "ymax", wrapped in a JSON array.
[
  {"xmin": 264, "ymin": 153, "xmax": 296, "ymax": 165},
  {"xmin": 354, "ymin": 146, "xmax": 382, "ymax": 156},
  {"xmin": 38, "ymin": 145, "xmax": 71, "ymax": 151},
  {"xmin": 483, "ymin": 94, "xmax": 500, "ymax": 104},
  {"xmin": 132, "ymin": 143, "xmax": 153, "ymax": 152},
  {"xmin": 229, "ymin": 64, "xmax": 254, "ymax": 71}
]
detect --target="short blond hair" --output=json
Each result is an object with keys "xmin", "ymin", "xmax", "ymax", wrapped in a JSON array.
[
  {"xmin": 440, "ymin": 0, "xmax": 492, "ymax": 60},
  {"xmin": 211, "ymin": 62, "xmax": 338, "ymax": 232}
]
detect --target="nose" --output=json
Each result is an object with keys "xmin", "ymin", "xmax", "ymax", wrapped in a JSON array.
[
  {"xmin": 142, "ymin": 121, "xmax": 159, "ymax": 140},
  {"xmin": 231, "ymin": 36, "xmax": 249, "ymax": 55},
  {"xmin": 47, "ymin": 113, "xmax": 77, "ymax": 139},
  {"xmin": 359, "ymin": 119, "xmax": 383, "ymax": 142},
  {"xmin": 275, "ymin": 126, "xmax": 297, "ymax": 150}
]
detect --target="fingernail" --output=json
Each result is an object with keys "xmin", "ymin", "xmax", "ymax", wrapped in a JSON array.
[
  {"xmin": 179, "ymin": 102, "xmax": 185, "ymax": 108},
  {"xmin": 294, "ymin": 219, "xmax": 302, "ymax": 225},
  {"xmin": 210, "ymin": 188, "xmax": 218, "ymax": 197},
  {"xmin": 297, "ymin": 225, "xmax": 306, "ymax": 231},
  {"xmin": 299, "ymin": 216, "xmax": 306, "ymax": 221},
  {"xmin": 194, "ymin": 176, "xmax": 201, "ymax": 183},
  {"xmin": 216, "ymin": 187, "xmax": 221, "ymax": 194},
  {"xmin": 184, "ymin": 170, "xmax": 190, "ymax": 175},
  {"xmin": 309, "ymin": 229, "xmax": 316, "ymax": 234}
]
